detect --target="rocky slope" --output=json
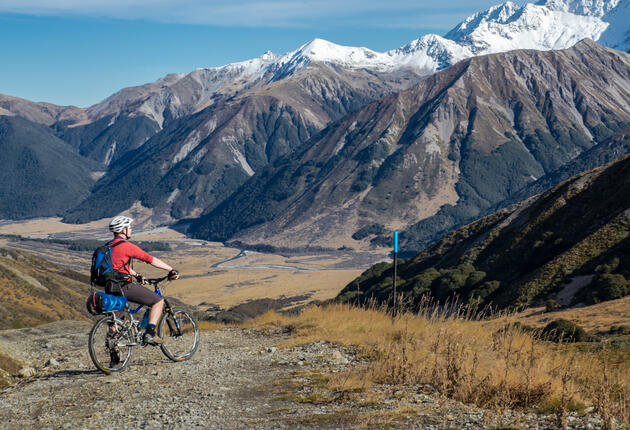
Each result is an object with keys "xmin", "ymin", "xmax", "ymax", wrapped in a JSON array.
[
  {"xmin": 189, "ymin": 40, "xmax": 630, "ymax": 250},
  {"xmin": 337, "ymin": 152, "xmax": 630, "ymax": 310}
]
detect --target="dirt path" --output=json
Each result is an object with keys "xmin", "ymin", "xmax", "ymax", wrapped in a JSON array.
[
  {"xmin": 0, "ymin": 321, "xmax": 303, "ymax": 429},
  {"xmin": 0, "ymin": 322, "xmax": 608, "ymax": 429}
]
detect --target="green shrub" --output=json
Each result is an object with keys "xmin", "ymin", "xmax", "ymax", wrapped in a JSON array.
[
  {"xmin": 545, "ymin": 299, "xmax": 558, "ymax": 312},
  {"xmin": 595, "ymin": 257, "xmax": 620, "ymax": 274},
  {"xmin": 472, "ymin": 280, "xmax": 500, "ymax": 300},
  {"xmin": 409, "ymin": 268, "xmax": 440, "ymax": 297},
  {"xmin": 610, "ymin": 325, "xmax": 630, "ymax": 335},
  {"xmin": 541, "ymin": 319, "xmax": 588, "ymax": 343},
  {"xmin": 590, "ymin": 273, "xmax": 629, "ymax": 303},
  {"xmin": 352, "ymin": 224, "xmax": 386, "ymax": 240}
]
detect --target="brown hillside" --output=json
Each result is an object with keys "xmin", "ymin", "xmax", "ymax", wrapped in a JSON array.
[{"xmin": 0, "ymin": 248, "xmax": 91, "ymax": 329}]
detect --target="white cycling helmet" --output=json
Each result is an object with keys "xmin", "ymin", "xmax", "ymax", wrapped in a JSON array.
[{"xmin": 109, "ymin": 216, "xmax": 133, "ymax": 233}]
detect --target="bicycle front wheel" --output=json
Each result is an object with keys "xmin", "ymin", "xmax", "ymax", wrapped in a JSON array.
[
  {"xmin": 88, "ymin": 315, "xmax": 134, "ymax": 374},
  {"xmin": 158, "ymin": 308, "xmax": 199, "ymax": 361}
]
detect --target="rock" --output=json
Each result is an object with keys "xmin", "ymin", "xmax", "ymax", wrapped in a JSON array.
[
  {"xmin": 421, "ymin": 384, "xmax": 437, "ymax": 394},
  {"xmin": 331, "ymin": 350, "xmax": 348, "ymax": 364},
  {"xmin": 18, "ymin": 367, "xmax": 36, "ymax": 378},
  {"xmin": 44, "ymin": 358, "xmax": 59, "ymax": 367}
]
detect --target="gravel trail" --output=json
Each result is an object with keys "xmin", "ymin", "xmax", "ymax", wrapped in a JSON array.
[{"xmin": 0, "ymin": 321, "xmax": 297, "ymax": 429}]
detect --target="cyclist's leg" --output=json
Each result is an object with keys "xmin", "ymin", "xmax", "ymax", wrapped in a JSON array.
[
  {"xmin": 120, "ymin": 282, "xmax": 164, "ymax": 344},
  {"xmin": 119, "ymin": 281, "xmax": 163, "ymax": 310}
]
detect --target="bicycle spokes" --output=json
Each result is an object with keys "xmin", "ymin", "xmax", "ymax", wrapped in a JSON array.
[{"xmin": 158, "ymin": 308, "xmax": 199, "ymax": 361}]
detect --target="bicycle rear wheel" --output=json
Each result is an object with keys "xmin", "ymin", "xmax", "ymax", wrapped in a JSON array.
[
  {"xmin": 88, "ymin": 315, "xmax": 134, "ymax": 374},
  {"xmin": 158, "ymin": 308, "xmax": 199, "ymax": 361}
]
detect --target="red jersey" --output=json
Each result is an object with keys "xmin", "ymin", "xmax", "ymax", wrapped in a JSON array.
[{"xmin": 109, "ymin": 237, "xmax": 154, "ymax": 277}]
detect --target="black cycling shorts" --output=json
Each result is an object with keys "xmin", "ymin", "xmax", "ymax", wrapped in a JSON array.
[{"xmin": 105, "ymin": 281, "xmax": 162, "ymax": 306}]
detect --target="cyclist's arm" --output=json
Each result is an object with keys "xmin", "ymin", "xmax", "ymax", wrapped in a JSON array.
[
  {"xmin": 124, "ymin": 243, "xmax": 178, "ymax": 279},
  {"xmin": 150, "ymin": 257, "xmax": 176, "ymax": 274}
]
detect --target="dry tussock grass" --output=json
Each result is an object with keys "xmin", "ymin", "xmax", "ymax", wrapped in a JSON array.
[
  {"xmin": 198, "ymin": 321, "xmax": 232, "ymax": 331},
  {"xmin": 517, "ymin": 297, "xmax": 630, "ymax": 334},
  {"xmin": 250, "ymin": 303, "xmax": 630, "ymax": 427}
]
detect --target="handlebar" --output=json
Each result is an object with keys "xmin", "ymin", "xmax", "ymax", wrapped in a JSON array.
[
  {"xmin": 146, "ymin": 275, "xmax": 170, "ymax": 285},
  {"xmin": 134, "ymin": 274, "xmax": 177, "ymax": 286}
]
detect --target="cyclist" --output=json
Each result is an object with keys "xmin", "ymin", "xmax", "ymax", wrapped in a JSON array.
[{"xmin": 106, "ymin": 215, "xmax": 179, "ymax": 346}]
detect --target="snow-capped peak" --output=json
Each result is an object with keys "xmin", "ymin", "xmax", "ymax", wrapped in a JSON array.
[
  {"xmin": 540, "ymin": 0, "xmax": 619, "ymax": 17},
  {"xmin": 293, "ymin": 38, "xmax": 375, "ymax": 63}
]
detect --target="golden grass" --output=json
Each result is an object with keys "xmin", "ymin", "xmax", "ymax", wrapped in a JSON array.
[
  {"xmin": 0, "ymin": 217, "xmax": 112, "ymax": 238},
  {"xmin": 173, "ymin": 268, "xmax": 361, "ymax": 308},
  {"xmin": 516, "ymin": 297, "xmax": 630, "ymax": 334},
  {"xmin": 249, "ymin": 304, "xmax": 630, "ymax": 427}
]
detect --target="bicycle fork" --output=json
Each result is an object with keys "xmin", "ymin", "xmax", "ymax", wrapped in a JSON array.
[{"xmin": 164, "ymin": 303, "xmax": 182, "ymax": 337}]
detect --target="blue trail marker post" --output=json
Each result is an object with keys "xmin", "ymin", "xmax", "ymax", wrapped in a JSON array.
[{"xmin": 392, "ymin": 231, "xmax": 398, "ymax": 318}]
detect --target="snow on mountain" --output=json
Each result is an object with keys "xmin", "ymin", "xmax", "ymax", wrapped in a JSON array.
[
  {"xmin": 542, "ymin": 0, "xmax": 619, "ymax": 17},
  {"xmin": 598, "ymin": 0, "xmax": 630, "ymax": 50},
  {"xmin": 191, "ymin": 0, "xmax": 628, "ymax": 87},
  {"xmin": 444, "ymin": 1, "xmax": 609, "ymax": 54},
  {"xmin": 86, "ymin": 0, "xmax": 628, "ymax": 126}
]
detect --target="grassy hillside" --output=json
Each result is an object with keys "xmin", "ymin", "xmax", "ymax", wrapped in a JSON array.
[
  {"xmin": 0, "ymin": 248, "xmax": 91, "ymax": 329},
  {"xmin": 338, "ymin": 154, "xmax": 630, "ymax": 310},
  {"xmin": 250, "ymin": 303, "xmax": 630, "ymax": 427}
]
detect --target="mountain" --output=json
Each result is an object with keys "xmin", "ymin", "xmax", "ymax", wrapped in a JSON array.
[
  {"xmin": 188, "ymin": 40, "xmax": 630, "ymax": 250},
  {"xmin": 62, "ymin": 63, "xmax": 422, "ymax": 224},
  {"xmin": 0, "ymin": 94, "xmax": 86, "ymax": 126},
  {"xmin": 4, "ymin": 1, "xmax": 628, "ymax": 166},
  {"xmin": 1, "ymin": 0, "xmax": 629, "ymax": 227},
  {"xmin": 499, "ymin": 127, "xmax": 630, "ymax": 205},
  {"xmin": 60, "ymin": 0, "xmax": 630, "ymax": 136},
  {"xmin": 0, "ymin": 116, "xmax": 102, "ymax": 219},
  {"xmin": 336, "ymin": 152, "xmax": 630, "ymax": 310}
]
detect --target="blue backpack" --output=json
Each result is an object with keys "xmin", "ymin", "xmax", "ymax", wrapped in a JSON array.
[{"xmin": 90, "ymin": 240, "xmax": 129, "ymax": 287}]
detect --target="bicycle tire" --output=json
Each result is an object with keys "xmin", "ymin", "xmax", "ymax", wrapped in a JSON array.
[
  {"xmin": 88, "ymin": 315, "xmax": 134, "ymax": 374},
  {"xmin": 158, "ymin": 307, "xmax": 199, "ymax": 362}
]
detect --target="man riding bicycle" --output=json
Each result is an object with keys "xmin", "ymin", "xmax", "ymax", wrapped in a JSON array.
[{"xmin": 106, "ymin": 215, "xmax": 179, "ymax": 346}]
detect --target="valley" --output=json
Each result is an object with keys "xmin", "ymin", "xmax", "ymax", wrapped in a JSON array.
[{"xmin": 0, "ymin": 218, "xmax": 377, "ymax": 311}]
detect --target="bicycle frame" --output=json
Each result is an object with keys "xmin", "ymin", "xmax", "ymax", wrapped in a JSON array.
[{"xmin": 109, "ymin": 276, "xmax": 183, "ymax": 341}]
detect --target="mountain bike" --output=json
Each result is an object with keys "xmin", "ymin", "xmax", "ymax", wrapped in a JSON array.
[{"xmin": 88, "ymin": 276, "xmax": 199, "ymax": 374}]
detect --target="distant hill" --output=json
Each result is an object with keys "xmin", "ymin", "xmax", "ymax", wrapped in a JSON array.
[
  {"xmin": 0, "ymin": 116, "xmax": 102, "ymax": 219},
  {"xmin": 337, "ymin": 153, "xmax": 630, "ymax": 310},
  {"xmin": 0, "ymin": 247, "xmax": 91, "ymax": 329}
]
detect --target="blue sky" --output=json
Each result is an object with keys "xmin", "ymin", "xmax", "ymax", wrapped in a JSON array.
[{"xmin": 0, "ymin": 0, "xmax": 528, "ymax": 107}]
